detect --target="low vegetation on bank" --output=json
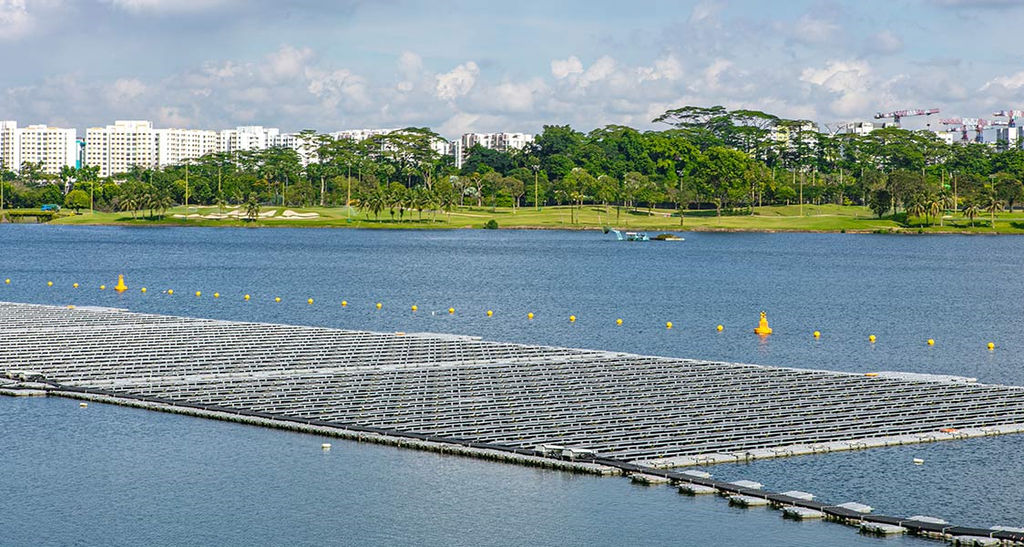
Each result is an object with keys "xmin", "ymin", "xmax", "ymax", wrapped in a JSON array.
[{"xmin": 31, "ymin": 203, "xmax": 1024, "ymax": 234}]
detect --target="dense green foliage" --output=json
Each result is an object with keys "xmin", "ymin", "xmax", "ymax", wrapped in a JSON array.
[{"xmin": 3, "ymin": 107, "xmax": 1024, "ymax": 227}]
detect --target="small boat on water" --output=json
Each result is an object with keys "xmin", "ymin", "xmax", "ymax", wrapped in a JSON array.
[{"xmin": 603, "ymin": 227, "xmax": 683, "ymax": 242}]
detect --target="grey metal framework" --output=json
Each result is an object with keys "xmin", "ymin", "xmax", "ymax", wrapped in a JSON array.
[{"xmin": 3, "ymin": 301, "xmax": 1024, "ymax": 463}]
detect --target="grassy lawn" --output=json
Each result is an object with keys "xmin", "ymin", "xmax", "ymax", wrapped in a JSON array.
[{"xmin": 41, "ymin": 203, "xmax": 1024, "ymax": 233}]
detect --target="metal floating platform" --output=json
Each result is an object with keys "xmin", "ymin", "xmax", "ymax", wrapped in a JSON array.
[
  {"xmin": 3, "ymin": 301, "xmax": 1024, "ymax": 467},
  {"xmin": 4, "ymin": 302, "xmax": 1024, "ymax": 546}
]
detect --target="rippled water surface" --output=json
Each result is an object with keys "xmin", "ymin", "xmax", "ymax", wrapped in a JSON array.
[{"xmin": 2, "ymin": 224, "xmax": 1023, "ymax": 544}]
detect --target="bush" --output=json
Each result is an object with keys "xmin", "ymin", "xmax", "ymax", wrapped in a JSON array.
[{"xmin": 483, "ymin": 219, "xmax": 498, "ymax": 229}]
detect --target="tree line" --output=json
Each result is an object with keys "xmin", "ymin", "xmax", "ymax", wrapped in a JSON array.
[{"xmin": 2, "ymin": 107, "xmax": 1023, "ymax": 225}]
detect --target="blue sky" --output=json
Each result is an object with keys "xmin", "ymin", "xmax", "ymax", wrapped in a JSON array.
[{"xmin": 2, "ymin": 0, "xmax": 1024, "ymax": 137}]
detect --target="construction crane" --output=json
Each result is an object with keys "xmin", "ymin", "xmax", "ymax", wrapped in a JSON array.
[
  {"xmin": 874, "ymin": 108, "xmax": 940, "ymax": 127},
  {"xmin": 939, "ymin": 118, "xmax": 989, "ymax": 144},
  {"xmin": 993, "ymin": 110, "xmax": 1024, "ymax": 127}
]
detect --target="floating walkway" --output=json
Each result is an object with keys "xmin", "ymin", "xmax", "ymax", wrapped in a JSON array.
[{"xmin": 2, "ymin": 301, "xmax": 1024, "ymax": 544}]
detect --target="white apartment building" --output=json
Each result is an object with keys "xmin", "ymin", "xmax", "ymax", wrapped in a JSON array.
[
  {"xmin": 454, "ymin": 132, "xmax": 535, "ymax": 168},
  {"xmin": 0, "ymin": 121, "xmax": 19, "ymax": 173},
  {"xmin": 329, "ymin": 128, "xmax": 397, "ymax": 142},
  {"xmin": 86, "ymin": 120, "xmax": 158, "ymax": 177},
  {"xmin": 155, "ymin": 128, "xmax": 219, "ymax": 167},
  {"xmin": 0, "ymin": 121, "xmax": 77, "ymax": 175},
  {"xmin": 840, "ymin": 122, "xmax": 875, "ymax": 136},
  {"xmin": 995, "ymin": 126, "xmax": 1022, "ymax": 148},
  {"xmin": 218, "ymin": 126, "xmax": 281, "ymax": 153}
]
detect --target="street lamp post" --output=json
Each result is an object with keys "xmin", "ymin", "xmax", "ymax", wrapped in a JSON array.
[{"xmin": 532, "ymin": 164, "xmax": 539, "ymax": 211}]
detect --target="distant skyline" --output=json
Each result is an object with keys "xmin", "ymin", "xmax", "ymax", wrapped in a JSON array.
[{"xmin": 3, "ymin": 0, "xmax": 1024, "ymax": 137}]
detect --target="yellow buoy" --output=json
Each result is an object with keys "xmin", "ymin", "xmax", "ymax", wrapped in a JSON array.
[
  {"xmin": 166, "ymin": 289, "xmax": 173, "ymax": 295},
  {"xmin": 447, "ymin": 307, "xmax": 454, "ymax": 314},
  {"xmin": 114, "ymin": 275, "xmax": 128, "ymax": 292},
  {"xmin": 377, "ymin": 302, "xmax": 383, "ymax": 309},
  {"xmin": 666, "ymin": 321, "xmax": 673, "ymax": 329},
  {"xmin": 569, "ymin": 315, "xmax": 576, "ymax": 323},
  {"xmin": 869, "ymin": 335, "xmax": 876, "ymax": 343},
  {"xmin": 486, "ymin": 310, "xmax": 493, "ymax": 317},
  {"xmin": 927, "ymin": 339, "xmax": 935, "ymax": 346},
  {"xmin": 527, "ymin": 312, "xmax": 534, "ymax": 320},
  {"xmin": 47, "ymin": 281, "xmax": 53, "ymax": 287},
  {"xmin": 99, "ymin": 285, "xmax": 106, "ymax": 290},
  {"xmin": 3, "ymin": 279, "xmax": 9, "ymax": 284},
  {"xmin": 717, "ymin": 324, "xmax": 724, "ymax": 331},
  {"xmin": 141, "ymin": 287, "xmax": 147, "ymax": 293},
  {"xmin": 73, "ymin": 283, "xmax": 79, "ymax": 289},
  {"xmin": 411, "ymin": 304, "xmax": 417, "ymax": 312},
  {"xmin": 754, "ymin": 311, "xmax": 772, "ymax": 336},
  {"xmin": 987, "ymin": 342, "xmax": 995, "ymax": 351},
  {"xmin": 341, "ymin": 300, "xmax": 347, "ymax": 307},
  {"xmin": 308, "ymin": 298, "xmax": 314, "ymax": 305},
  {"xmin": 616, "ymin": 318, "xmax": 623, "ymax": 326},
  {"xmin": 244, "ymin": 294, "xmax": 250, "ymax": 301},
  {"xmin": 195, "ymin": 291, "xmax": 202, "ymax": 297},
  {"xmin": 813, "ymin": 331, "xmax": 821, "ymax": 339},
  {"xmin": 214, "ymin": 292, "xmax": 220, "ymax": 298},
  {"xmin": 275, "ymin": 297, "xmax": 281, "ymax": 302}
]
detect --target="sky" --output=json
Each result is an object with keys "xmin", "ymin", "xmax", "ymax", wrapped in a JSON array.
[{"xmin": 2, "ymin": 0, "xmax": 1024, "ymax": 138}]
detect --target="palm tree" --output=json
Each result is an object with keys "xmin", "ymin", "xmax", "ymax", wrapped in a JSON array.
[
  {"xmin": 364, "ymin": 186, "xmax": 387, "ymax": 220},
  {"xmin": 245, "ymin": 193, "xmax": 261, "ymax": 221},
  {"xmin": 985, "ymin": 194, "xmax": 1004, "ymax": 228},
  {"xmin": 963, "ymin": 203, "xmax": 981, "ymax": 227},
  {"xmin": 439, "ymin": 190, "xmax": 456, "ymax": 223},
  {"xmin": 927, "ymin": 197, "xmax": 942, "ymax": 226},
  {"xmin": 119, "ymin": 196, "xmax": 138, "ymax": 219},
  {"xmin": 153, "ymin": 193, "xmax": 174, "ymax": 218},
  {"xmin": 906, "ymin": 201, "xmax": 926, "ymax": 225},
  {"xmin": 412, "ymin": 187, "xmax": 430, "ymax": 221}
]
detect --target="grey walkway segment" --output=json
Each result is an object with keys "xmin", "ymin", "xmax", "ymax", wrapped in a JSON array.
[{"xmin": 3, "ymin": 301, "xmax": 1024, "ymax": 465}]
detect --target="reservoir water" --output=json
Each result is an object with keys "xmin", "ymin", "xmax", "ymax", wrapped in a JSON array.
[{"xmin": 2, "ymin": 224, "xmax": 1022, "ymax": 545}]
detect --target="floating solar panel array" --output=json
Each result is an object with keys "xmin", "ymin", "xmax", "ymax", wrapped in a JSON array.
[{"xmin": 3, "ymin": 301, "xmax": 1024, "ymax": 466}]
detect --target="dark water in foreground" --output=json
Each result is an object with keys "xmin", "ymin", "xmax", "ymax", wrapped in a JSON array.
[{"xmin": 2, "ymin": 225, "xmax": 1023, "ymax": 545}]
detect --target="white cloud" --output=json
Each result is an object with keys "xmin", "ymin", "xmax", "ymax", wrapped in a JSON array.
[
  {"xmin": 638, "ymin": 55, "xmax": 683, "ymax": 82},
  {"xmin": 551, "ymin": 56, "xmax": 583, "ymax": 79},
  {"xmin": 782, "ymin": 14, "xmax": 839, "ymax": 45},
  {"xmin": 102, "ymin": 0, "xmax": 234, "ymax": 13},
  {"xmin": 262, "ymin": 45, "xmax": 313, "ymax": 82},
  {"xmin": 156, "ymin": 106, "xmax": 191, "ymax": 127},
  {"xmin": 800, "ymin": 60, "xmax": 870, "ymax": 91},
  {"xmin": 689, "ymin": 0, "xmax": 721, "ymax": 23},
  {"xmin": 800, "ymin": 60, "xmax": 876, "ymax": 116},
  {"xmin": 305, "ymin": 67, "xmax": 368, "ymax": 109},
  {"xmin": 438, "ymin": 111, "xmax": 480, "ymax": 136},
  {"xmin": 110, "ymin": 78, "xmax": 147, "ymax": 102},
  {"xmin": 580, "ymin": 56, "xmax": 616, "ymax": 87},
  {"xmin": 490, "ymin": 79, "xmax": 545, "ymax": 113},
  {"xmin": 0, "ymin": 0, "xmax": 32, "ymax": 40},
  {"xmin": 981, "ymin": 71, "xmax": 1024, "ymax": 91},
  {"xmin": 435, "ymin": 61, "xmax": 478, "ymax": 100},
  {"xmin": 398, "ymin": 51, "xmax": 423, "ymax": 80},
  {"xmin": 867, "ymin": 30, "xmax": 904, "ymax": 54}
]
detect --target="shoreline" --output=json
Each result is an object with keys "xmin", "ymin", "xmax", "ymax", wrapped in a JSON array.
[
  {"xmin": 5, "ymin": 217, "xmax": 1016, "ymax": 235},
  {"xmin": 7, "ymin": 203, "xmax": 1022, "ymax": 234}
]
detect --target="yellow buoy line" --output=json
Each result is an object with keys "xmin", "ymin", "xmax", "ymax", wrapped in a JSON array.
[{"xmin": 0, "ymin": 275, "xmax": 1003, "ymax": 349}]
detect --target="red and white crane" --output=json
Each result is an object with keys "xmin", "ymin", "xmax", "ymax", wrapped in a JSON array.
[
  {"xmin": 874, "ymin": 108, "xmax": 941, "ymax": 126},
  {"xmin": 939, "ymin": 118, "xmax": 990, "ymax": 144},
  {"xmin": 993, "ymin": 110, "xmax": 1024, "ymax": 127}
]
